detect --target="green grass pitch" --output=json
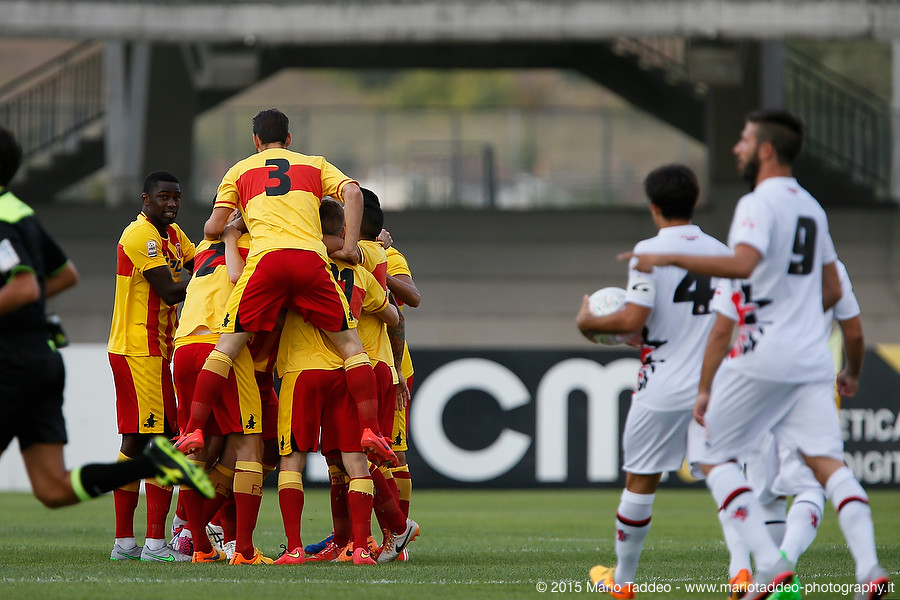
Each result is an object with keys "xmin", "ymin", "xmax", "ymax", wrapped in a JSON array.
[{"xmin": 0, "ymin": 488, "xmax": 896, "ymax": 599}]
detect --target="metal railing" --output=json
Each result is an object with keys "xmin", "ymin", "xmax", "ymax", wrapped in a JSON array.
[
  {"xmin": 785, "ymin": 46, "xmax": 891, "ymax": 196},
  {"xmin": 0, "ymin": 42, "xmax": 104, "ymax": 160},
  {"xmin": 617, "ymin": 38, "xmax": 892, "ymax": 199}
]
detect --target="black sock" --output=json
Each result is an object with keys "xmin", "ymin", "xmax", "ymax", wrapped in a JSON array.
[{"xmin": 75, "ymin": 456, "xmax": 157, "ymax": 498}]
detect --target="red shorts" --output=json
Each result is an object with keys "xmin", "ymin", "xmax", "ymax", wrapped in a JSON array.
[
  {"xmin": 171, "ymin": 341, "xmax": 261, "ymax": 436},
  {"xmin": 320, "ymin": 376, "xmax": 364, "ymax": 456},
  {"xmin": 255, "ymin": 370, "xmax": 278, "ymax": 441},
  {"xmin": 248, "ymin": 329, "xmax": 281, "ymax": 374},
  {"xmin": 224, "ymin": 249, "xmax": 352, "ymax": 334},
  {"xmin": 109, "ymin": 353, "xmax": 177, "ymax": 435},
  {"xmin": 278, "ymin": 369, "xmax": 344, "ymax": 454},
  {"xmin": 374, "ymin": 361, "xmax": 396, "ymax": 437}
]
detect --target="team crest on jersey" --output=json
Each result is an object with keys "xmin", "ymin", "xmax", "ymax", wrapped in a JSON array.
[
  {"xmin": 728, "ymin": 284, "xmax": 772, "ymax": 359},
  {"xmin": 146, "ymin": 240, "xmax": 157, "ymax": 257},
  {"xmin": 636, "ymin": 329, "xmax": 666, "ymax": 391},
  {"xmin": 175, "ymin": 242, "xmax": 183, "ymax": 259}
]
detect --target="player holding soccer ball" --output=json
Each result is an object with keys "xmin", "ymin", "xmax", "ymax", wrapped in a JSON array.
[
  {"xmin": 631, "ymin": 109, "xmax": 889, "ymax": 600},
  {"xmin": 576, "ymin": 163, "xmax": 730, "ymax": 598}
]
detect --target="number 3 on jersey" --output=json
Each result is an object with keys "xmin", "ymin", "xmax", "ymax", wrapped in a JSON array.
[
  {"xmin": 265, "ymin": 158, "xmax": 291, "ymax": 195},
  {"xmin": 673, "ymin": 273, "xmax": 714, "ymax": 315}
]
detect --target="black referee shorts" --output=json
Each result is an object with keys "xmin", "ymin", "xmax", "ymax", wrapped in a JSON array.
[{"xmin": 0, "ymin": 333, "xmax": 67, "ymax": 453}]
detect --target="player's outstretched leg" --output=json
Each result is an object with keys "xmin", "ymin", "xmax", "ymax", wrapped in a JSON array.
[{"xmin": 145, "ymin": 436, "xmax": 215, "ymax": 499}]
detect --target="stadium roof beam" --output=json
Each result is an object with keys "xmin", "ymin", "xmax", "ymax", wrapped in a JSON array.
[{"xmin": 1, "ymin": 0, "xmax": 900, "ymax": 42}]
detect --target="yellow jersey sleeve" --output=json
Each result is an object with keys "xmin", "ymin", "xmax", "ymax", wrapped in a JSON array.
[{"xmin": 385, "ymin": 246, "xmax": 412, "ymax": 279}]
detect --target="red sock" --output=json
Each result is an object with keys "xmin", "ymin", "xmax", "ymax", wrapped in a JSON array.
[
  {"xmin": 113, "ymin": 484, "xmax": 140, "ymax": 538},
  {"xmin": 175, "ymin": 492, "xmax": 188, "ymax": 523},
  {"xmin": 182, "ymin": 486, "xmax": 212, "ymax": 553},
  {"xmin": 144, "ymin": 479, "xmax": 174, "ymax": 540},
  {"xmin": 344, "ymin": 355, "xmax": 381, "ymax": 433},
  {"xmin": 277, "ymin": 471, "xmax": 304, "ymax": 551},
  {"xmin": 347, "ymin": 477, "xmax": 374, "ymax": 552},
  {"xmin": 329, "ymin": 467, "xmax": 351, "ymax": 548},
  {"xmin": 185, "ymin": 352, "xmax": 232, "ymax": 432},
  {"xmin": 369, "ymin": 466, "xmax": 406, "ymax": 534},
  {"xmin": 233, "ymin": 461, "xmax": 263, "ymax": 558},
  {"xmin": 219, "ymin": 495, "xmax": 236, "ymax": 543}
]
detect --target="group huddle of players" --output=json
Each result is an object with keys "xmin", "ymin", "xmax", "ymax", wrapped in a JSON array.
[{"xmin": 107, "ymin": 108, "xmax": 420, "ymax": 565}]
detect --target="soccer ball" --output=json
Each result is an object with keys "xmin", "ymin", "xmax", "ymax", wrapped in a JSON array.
[{"xmin": 587, "ymin": 287, "xmax": 634, "ymax": 346}]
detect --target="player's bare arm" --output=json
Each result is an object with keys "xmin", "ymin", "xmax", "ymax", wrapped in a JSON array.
[
  {"xmin": 386, "ymin": 300, "xmax": 410, "ymax": 409},
  {"xmin": 822, "ymin": 260, "xmax": 842, "ymax": 311},
  {"xmin": 0, "ymin": 271, "xmax": 40, "ymax": 315},
  {"xmin": 45, "ymin": 261, "xmax": 79, "ymax": 298},
  {"xmin": 330, "ymin": 183, "xmax": 363, "ymax": 264},
  {"xmin": 575, "ymin": 295, "xmax": 649, "ymax": 342},
  {"xmin": 204, "ymin": 205, "xmax": 233, "ymax": 241},
  {"xmin": 694, "ymin": 312, "xmax": 736, "ymax": 426},
  {"xmin": 836, "ymin": 315, "xmax": 864, "ymax": 398},
  {"xmin": 143, "ymin": 265, "xmax": 189, "ymax": 306},
  {"xmin": 222, "ymin": 225, "xmax": 246, "ymax": 284},
  {"xmin": 387, "ymin": 273, "xmax": 421, "ymax": 308},
  {"xmin": 374, "ymin": 301, "xmax": 400, "ymax": 328},
  {"xmin": 629, "ymin": 243, "xmax": 761, "ymax": 279}
]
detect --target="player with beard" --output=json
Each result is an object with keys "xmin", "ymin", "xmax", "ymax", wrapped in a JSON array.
[{"xmin": 631, "ymin": 109, "xmax": 888, "ymax": 600}]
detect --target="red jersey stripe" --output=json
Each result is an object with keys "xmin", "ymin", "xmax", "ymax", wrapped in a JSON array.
[
  {"xmin": 146, "ymin": 291, "xmax": 161, "ymax": 357},
  {"xmin": 235, "ymin": 163, "xmax": 323, "ymax": 210},
  {"xmin": 116, "ymin": 244, "xmax": 134, "ymax": 277}
]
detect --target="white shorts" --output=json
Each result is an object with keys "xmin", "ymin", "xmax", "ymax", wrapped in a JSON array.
[
  {"xmin": 622, "ymin": 403, "xmax": 705, "ymax": 475},
  {"xmin": 699, "ymin": 370, "xmax": 843, "ymax": 466},
  {"xmin": 744, "ymin": 432, "xmax": 822, "ymax": 504}
]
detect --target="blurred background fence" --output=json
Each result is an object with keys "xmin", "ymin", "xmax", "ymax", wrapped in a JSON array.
[{"xmin": 193, "ymin": 105, "xmax": 705, "ymax": 210}]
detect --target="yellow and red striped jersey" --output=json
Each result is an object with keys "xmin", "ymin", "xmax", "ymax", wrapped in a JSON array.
[
  {"xmin": 174, "ymin": 234, "xmax": 250, "ymax": 344},
  {"xmin": 340, "ymin": 258, "xmax": 394, "ymax": 375},
  {"xmin": 359, "ymin": 240, "xmax": 387, "ymax": 290},
  {"xmin": 386, "ymin": 246, "xmax": 415, "ymax": 380},
  {"xmin": 214, "ymin": 148, "xmax": 355, "ymax": 258},
  {"xmin": 108, "ymin": 213, "xmax": 195, "ymax": 358}
]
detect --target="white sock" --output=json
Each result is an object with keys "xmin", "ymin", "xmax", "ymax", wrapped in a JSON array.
[
  {"xmin": 719, "ymin": 509, "xmax": 751, "ymax": 578},
  {"xmin": 760, "ymin": 497, "xmax": 787, "ymax": 546},
  {"xmin": 706, "ymin": 463, "xmax": 782, "ymax": 574},
  {"xmin": 172, "ymin": 515, "xmax": 187, "ymax": 530},
  {"xmin": 115, "ymin": 537, "xmax": 137, "ymax": 549},
  {"xmin": 613, "ymin": 489, "xmax": 655, "ymax": 585},
  {"xmin": 780, "ymin": 490, "xmax": 824, "ymax": 565},
  {"xmin": 825, "ymin": 467, "xmax": 879, "ymax": 581},
  {"xmin": 144, "ymin": 537, "xmax": 166, "ymax": 551}
]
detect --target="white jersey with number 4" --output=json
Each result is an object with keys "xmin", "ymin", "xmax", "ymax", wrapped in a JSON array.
[
  {"xmin": 626, "ymin": 224, "xmax": 730, "ymax": 411},
  {"xmin": 711, "ymin": 177, "xmax": 837, "ymax": 383}
]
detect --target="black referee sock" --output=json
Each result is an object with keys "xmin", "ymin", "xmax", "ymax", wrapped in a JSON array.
[{"xmin": 71, "ymin": 457, "xmax": 157, "ymax": 501}]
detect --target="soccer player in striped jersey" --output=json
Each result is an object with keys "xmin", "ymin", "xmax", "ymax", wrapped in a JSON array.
[
  {"xmin": 172, "ymin": 219, "xmax": 274, "ymax": 564},
  {"xmin": 178, "ymin": 109, "xmax": 396, "ymax": 468},
  {"xmin": 577, "ymin": 164, "xmax": 730, "ymax": 598},
  {"xmin": 276, "ymin": 199, "xmax": 417, "ymax": 565},
  {"xmin": 382, "ymin": 235, "xmax": 420, "ymax": 527},
  {"xmin": 107, "ymin": 170, "xmax": 198, "ymax": 562}
]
